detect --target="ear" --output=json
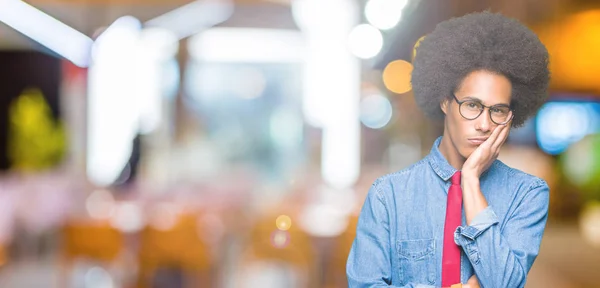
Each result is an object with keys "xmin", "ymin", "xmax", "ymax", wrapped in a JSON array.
[{"xmin": 440, "ymin": 98, "xmax": 449, "ymax": 115}]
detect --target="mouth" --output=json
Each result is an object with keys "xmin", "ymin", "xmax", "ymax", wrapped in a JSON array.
[{"xmin": 467, "ymin": 137, "xmax": 488, "ymax": 145}]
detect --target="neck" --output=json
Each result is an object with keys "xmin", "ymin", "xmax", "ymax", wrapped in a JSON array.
[{"xmin": 438, "ymin": 129, "xmax": 466, "ymax": 171}]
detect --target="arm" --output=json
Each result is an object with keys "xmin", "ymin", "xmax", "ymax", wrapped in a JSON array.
[
  {"xmin": 346, "ymin": 181, "xmax": 438, "ymax": 288},
  {"xmin": 459, "ymin": 124, "xmax": 549, "ymax": 287},
  {"xmin": 456, "ymin": 178, "xmax": 549, "ymax": 288}
]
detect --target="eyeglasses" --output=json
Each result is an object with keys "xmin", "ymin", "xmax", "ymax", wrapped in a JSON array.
[{"xmin": 452, "ymin": 94, "xmax": 514, "ymax": 125}]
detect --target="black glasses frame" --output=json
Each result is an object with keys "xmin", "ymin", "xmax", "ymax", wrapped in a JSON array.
[{"xmin": 451, "ymin": 94, "xmax": 514, "ymax": 125}]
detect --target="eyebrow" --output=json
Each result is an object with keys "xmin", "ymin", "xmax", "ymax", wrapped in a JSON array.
[{"xmin": 462, "ymin": 96, "xmax": 511, "ymax": 107}]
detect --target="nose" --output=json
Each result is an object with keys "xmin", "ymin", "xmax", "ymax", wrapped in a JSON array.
[{"xmin": 475, "ymin": 108, "xmax": 493, "ymax": 133}]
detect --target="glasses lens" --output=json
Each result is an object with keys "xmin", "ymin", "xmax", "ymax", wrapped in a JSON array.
[
  {"xmin": 490, "ymin": 106, "xmax": 513, "ymax": 124},
  {"xmin": 460, "ymin": 101, "xmax": 483, "ymax": 119}
]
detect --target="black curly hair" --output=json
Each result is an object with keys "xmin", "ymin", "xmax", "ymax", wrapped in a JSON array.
[{"xmin": 411, "ymin": 11, "xmax": 550, "ymax": 128}]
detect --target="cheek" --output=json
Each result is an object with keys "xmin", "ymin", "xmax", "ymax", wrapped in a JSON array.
[
  {"xmin": 448, "ymin": 111, "xmax": 469, "ymax": 137},
  {"xmin": 449, "ymin": 115, "xmax": 477, "ymax": 157}
]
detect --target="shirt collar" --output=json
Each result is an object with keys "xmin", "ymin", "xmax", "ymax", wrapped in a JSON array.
[{"xmin": 427, "ymin": 136, "xmax": 459, "ymax": 182}]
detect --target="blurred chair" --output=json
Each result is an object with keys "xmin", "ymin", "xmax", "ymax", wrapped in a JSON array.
[
  {"xmin": 235, "ymin": 211, "xmax": 318, "ymax": 288},
  {"xmin": 137, "ymin": 212, "xmax": 213, "ymax": 288},
  {"xmin": 60, "ymin": 220, "xmax": 125, "ymax": 287}
]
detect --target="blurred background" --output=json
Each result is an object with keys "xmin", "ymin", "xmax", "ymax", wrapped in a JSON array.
[{"xmin": 0, "ymin": 0, "xmax": 599, "ymax": 287}]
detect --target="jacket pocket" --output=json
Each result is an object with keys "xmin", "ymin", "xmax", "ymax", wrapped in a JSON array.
[{"xmin": 397, "ymin": 238, "xmax": 436, "ymax": 285}]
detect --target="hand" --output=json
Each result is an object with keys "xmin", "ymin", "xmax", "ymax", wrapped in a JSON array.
[
  {"xmin": 462, "ymin": 123, "xmax": 510, "ymax": 179},
  {"xmin": 443, "ymin": 277, "xmax": 479, "ymax": 288},
  {"xmin": 462, "ymin": 275, "xmax": 480, "ymax": 288}
]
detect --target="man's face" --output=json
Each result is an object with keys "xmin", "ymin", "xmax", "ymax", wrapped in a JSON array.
[{"xmin": 441, "ymin": 70, "xmax": 513, "ymax": 159}]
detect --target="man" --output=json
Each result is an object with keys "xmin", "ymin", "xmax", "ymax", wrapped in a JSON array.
[{"xmin": 346, "ymin": 11, "xmax": 550, "ymax": 288}]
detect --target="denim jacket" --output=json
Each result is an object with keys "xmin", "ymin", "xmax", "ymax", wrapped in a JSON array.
[{"xmin": 347, "ymin": 136, "xmax": 549, "ymax": 288}]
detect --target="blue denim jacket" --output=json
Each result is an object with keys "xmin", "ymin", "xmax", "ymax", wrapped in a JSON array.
[{"xmin": 347, "ymin": 136, "xmax": 549, "ymax": 288}]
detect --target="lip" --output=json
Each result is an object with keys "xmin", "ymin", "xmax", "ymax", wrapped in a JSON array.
[{"xmin": 468, "ymin": 137, "xmax": 488, "ymax": 145}]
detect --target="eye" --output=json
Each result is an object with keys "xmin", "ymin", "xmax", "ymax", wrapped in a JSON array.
[
  {"xmin": 467, "ymin": 102, "xmax": 478, "ymax": 108},
  {"xmin": 491, "ymin": 107, "xmax": 508, "ymax": 114}
]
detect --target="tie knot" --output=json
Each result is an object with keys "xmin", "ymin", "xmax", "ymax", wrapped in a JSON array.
[{"xmin": 451, "ymin": 171, "xmax": 461, "ymax": 185}]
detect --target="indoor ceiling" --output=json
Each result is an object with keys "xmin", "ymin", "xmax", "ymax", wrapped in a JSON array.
[
  {"xmin": 1, "ymin": 0, "xmax": 594, "ymax": 50},
  {"xmin": 0, "ymin": 0, "xmax": 296, "ymax": 49},
  {"xmin": 3, "ymin": 0, "xmax": 600, "ymax": 95}
]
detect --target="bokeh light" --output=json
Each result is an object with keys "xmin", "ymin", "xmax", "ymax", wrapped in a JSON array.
[
  {"xmin": 562, "ymin": 134, "xmax": 600, "ymax": 193},
  {"xmin": 382, "ymin": 59, "xmax": 413, "ymax": 94},
  {"xmin": 84, "ymin": 266, "xmax": 114, "ymax": 288},
  {"xmin": 300, "ymin": 203, "xmax": 348, "ymax": 237},
  {"xmin": 534, "ymin": 10, "xmax": 600, "ymax": 92},
  {"xmin": 149, "ymin": 202, "xmax": 180, "ymax": 231},
  {"xmin": 364, "ymin": 0, "xmax": 407, "ymax": 30},
  {"xmin": 536, "ymin": 101, "xmax": 600, "ymax": 155},
  {"xmin": 347, "ymin": 24, "xmax": 383, "ymax": 59},
  {"xmin": 109, "ymin": 202, "xmax": 144, "ymax": 233},
  {"xmin": 580, "ymin": 201, "xmax": 600, "ymax": 248},
  {"xmin": 270, "ymin": 230, "xmax": 290, "ymax": 249},
  {"xmin": 360, "ymin": 94, "xmax": 393, "ymax": 129},
  {"xmin": 86, "ymin": 189, "xmax": 115, "ymax": 220},
  {"xmin": 275, "ymin": 215, "xmax": 292, "ymax": 231}
]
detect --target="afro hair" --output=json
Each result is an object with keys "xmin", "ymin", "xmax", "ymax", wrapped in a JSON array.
[{"xmin": 411, "ymin": 11, "xmax": 550, "ymax": 128}]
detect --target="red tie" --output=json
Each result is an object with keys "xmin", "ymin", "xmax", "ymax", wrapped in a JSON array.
[{"xmin": 442, "ymin": 171, "xmax": 462, "ymax": 287}]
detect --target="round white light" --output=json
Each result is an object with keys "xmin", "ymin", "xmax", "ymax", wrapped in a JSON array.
[
  {"xmin": 360, "ymin": 94, "xmax": 393, "ymax": 129},
  {"xmin": 365, "ymin": 0, "xmax": 407, "ymax": 30},
  {"xmin": 347, "ymin": 24, "xmax": 383, "ymax": 59},
  {"xmin": 110, "ymin": 202, "xmax": 144, "ymax": 233},
  {"xmin": 85, "ymin": 267, "xmax": 114, "ymax": 288}
]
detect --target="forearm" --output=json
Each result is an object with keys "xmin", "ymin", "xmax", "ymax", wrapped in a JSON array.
[
  {"xmin": 455, "ymin": 220, "xmax": 528, "ymax": 288},
  {"xmin": 460, "ymin": 175, "xmax": 521, "ymax": 287},
  {"xmin": 460, "ymin": 174, "xmax": 521, "ymax": 287},
  {"xmin": 456, "ymin": 177, "xmax": 548, "ymax": 288},
  {"xmin": 461, "ymin": 173, "xmax": 489, "ymax": 225}
]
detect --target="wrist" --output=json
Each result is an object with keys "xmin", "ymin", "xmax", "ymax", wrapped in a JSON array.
[{"xmin": 461, "ymin": 171, "xmax": 480, "ymax": 183}]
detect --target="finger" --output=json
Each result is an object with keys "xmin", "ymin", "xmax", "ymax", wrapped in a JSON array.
[
  {"xmin": 492, "ymin": 124, "xmax": 510, "ymax": 151},
  {"xmin": 484, "ymin": 124, "xmax": 504, "ymax": 148},
  {"xmin": 467, "ymin": 275, "xmax": 480, "ymax": 287}
]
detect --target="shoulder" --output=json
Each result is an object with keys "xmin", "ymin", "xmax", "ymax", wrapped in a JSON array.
[
  {"xmin": 491, "ymin": 160, "xmax": 550, "ymax": 206},
  {"xmin": 369, "ymin": 158, "xmax": 430, "ymax": 199},
  {"xmin": 492, "ymin": 160, "xmax": 549, "ymax": 190},
  {"xmin": 491, "ymin": 161, "xmax": 550, "ymax": 223}
]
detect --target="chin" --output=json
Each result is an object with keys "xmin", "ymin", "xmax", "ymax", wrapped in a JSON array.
[{"xmin": 459, "ymin": 146, "xmax": 474, "ymax": 160}]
